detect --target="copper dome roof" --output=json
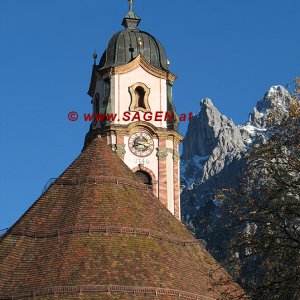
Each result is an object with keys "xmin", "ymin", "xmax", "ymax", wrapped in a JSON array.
[
  {"xmin": 99, "ymin": 29, "xmax": 168, "ymax": 71},
  {"xmin": 97, "ymin": 4, "xmax": 168, "ymax": 71}
]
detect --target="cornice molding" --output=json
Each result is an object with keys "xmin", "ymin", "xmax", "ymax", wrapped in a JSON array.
[
  {"xmin": 99, "ymin": 122, "xmax": 183, "ymax": 142},
  {"xmin": 100, "ymin": 55, "xmax": 177, "ymax": 81}
]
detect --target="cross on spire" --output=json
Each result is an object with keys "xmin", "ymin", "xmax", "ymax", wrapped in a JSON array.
[
  {"xmin": 129, "ymin": 0, "xmax": 133, "ymax": 12},
  {"xmin": 122, "ymin": 0, "xmax": 141, "ymax": 29}
]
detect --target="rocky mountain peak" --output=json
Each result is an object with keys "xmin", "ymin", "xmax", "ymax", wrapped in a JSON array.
[
  {"xmin": 180, "ymin": 85, "xmax": 293, "ymax": 260},
  {"xmin": 240, "ymin": 85, "xmax": 293, "ymax": 144},
  {"xmin": 201, "ymin": 98, "xmax": 214, "ymax": 107},
  {"xmin": 247, "ymin": 85, "xmax": 292, "ymax": 129},
  {"xmin": 181, "ymin": 98, "xmax": 246, "ymax": 192},
  {"xmin": 182, "ymin": 98, "xmax": 243, "ymax": 161}
]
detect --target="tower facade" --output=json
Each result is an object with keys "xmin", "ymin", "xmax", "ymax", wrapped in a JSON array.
[{"xmin": 85, "ymin": 2, "xmax": 183, "ymax": 219}]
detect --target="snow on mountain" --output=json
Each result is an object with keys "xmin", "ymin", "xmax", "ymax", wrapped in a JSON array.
[
  {"xmin": 180, "ymin": 85, "xmax": 292, "ymax": 260},
  {"xmin": 239, "ymin": 85, "xmax": 292, "ymax": 145},
  {"xmin": 246, "ymin": 85, "xmax": 292, "ymax": 128}
]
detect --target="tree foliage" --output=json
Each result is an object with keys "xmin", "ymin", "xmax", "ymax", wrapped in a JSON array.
[{"xmin": 219, "ymin": 93, "xmax": 300, "ymax": 299}]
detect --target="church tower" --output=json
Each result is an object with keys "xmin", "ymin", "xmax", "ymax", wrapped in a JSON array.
[
  {"xmin": 85, "ymin": 0, "xmax": 183, "ymax": 220},
  {"xmin": 0, "ymin": 3, "xmax": 243, "ymax": 297}
]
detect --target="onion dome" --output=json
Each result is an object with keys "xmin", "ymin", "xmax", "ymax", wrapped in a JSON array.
[{"xmin": 98, "ymin": 1, "xmax": 169, "ymax": 71}]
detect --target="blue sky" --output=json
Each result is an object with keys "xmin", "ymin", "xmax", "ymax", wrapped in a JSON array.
[{"xmin": 0, "ymin": 0, "xmax": 299, "ymax": 229}]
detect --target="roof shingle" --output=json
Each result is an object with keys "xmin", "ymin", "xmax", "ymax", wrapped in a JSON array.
[{"xmin": 0, "ymin": 137, "xmax": 243, "ymax": 299}]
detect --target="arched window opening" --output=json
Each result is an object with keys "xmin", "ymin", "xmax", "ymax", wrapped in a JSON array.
[
  {"xmin": 129, "ymin": 82, "xmax": 151, "ymax": 112},
  {"xmin": 135, "ymin": 170, "xmax": 152, "ymax": 186},
  {"xmin": 135, "ymin": 86, "xmax": 146, "ymax": 109}
]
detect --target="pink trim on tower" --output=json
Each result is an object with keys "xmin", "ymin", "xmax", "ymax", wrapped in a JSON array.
[{"xmin": 118, "ymin": 75, "xmax": 120, "ymax": 125}]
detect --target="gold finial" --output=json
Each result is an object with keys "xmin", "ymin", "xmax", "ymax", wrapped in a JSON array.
[
  {"xmin": 137, "ymin": 36, "xmax": 142, "ymax": 46},
  {"xmin": 129, "ymin": 0, "xmax": 133, "ymax": 11},
  {"xmin": 122, "ymin": 0, "xmax": 140, "ymax": 29},
  {"xmin": 92, "ymin": 51, "xmax": 97, "ymax": 65},
  {"xmin": 137, "ymin": 36, "xmax": 142, "ymax": 54}
]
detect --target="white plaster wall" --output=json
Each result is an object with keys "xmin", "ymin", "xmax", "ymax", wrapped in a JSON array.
[
  {"xmin": 106, "ymin": 134, "xmax": 116, "ymax": 146},
  {"xmin": 123, "ymin": 135, "xmax": 159, "ymax": 189},
  {"xmin": 166, "ymin": 139, "xmax": 173, "ymax": 150},
  {"xmin": 94, "ymin": 66, "xmax": 178, "ymax": 214},
  {"xmin": 177, "ymin": 158, "xmax": 181, "ymax": 219},
  {"xmin": 112, "ymin": 66, "xmax": 167, "ymax": 128},
  {"xmin": 166, "ymin": 151, "xmax": 174, "ymax": 214},
  {"xmin": 166, "ymin": 139, "xmax": 175, "ymax": 214}
]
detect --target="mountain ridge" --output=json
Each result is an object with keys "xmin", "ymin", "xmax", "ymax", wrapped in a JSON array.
[{"xmin": 180, "ymin": 85, "xmax": 293, "ymax": 258}]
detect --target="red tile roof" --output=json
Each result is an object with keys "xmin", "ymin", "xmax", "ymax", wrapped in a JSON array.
[{"xmin": 0, "ymin": 136, "xmax": 244, "ymax": 299}]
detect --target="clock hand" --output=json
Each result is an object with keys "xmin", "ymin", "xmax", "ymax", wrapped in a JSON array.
[
  {"xmin": 140, "ymin": 140, "xmax": 152, "ymax": 146},
  {"xmin": 135, "ymin": 140, "xmax": 150, "ymax": 147}
]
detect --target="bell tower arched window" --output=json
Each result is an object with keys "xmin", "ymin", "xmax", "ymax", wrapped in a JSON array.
[
  {"xmin": 135, "ymin": 86, "xmax": 146, "ymax": 109},
  {"xmin": 129, "ymin": 82, "xmax": 151, "ymax": 112}
]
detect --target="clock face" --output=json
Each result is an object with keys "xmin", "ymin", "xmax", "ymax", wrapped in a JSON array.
[{"xmin": 128, "ymin": 132, "xmax": 154, "ymax": 157}]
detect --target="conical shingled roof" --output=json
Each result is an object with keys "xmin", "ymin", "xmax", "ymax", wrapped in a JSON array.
[{"xmin": 0, "ymin": 137, "xmax": 243, "ymax": 300}]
